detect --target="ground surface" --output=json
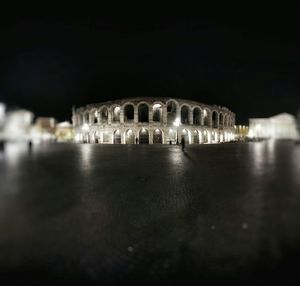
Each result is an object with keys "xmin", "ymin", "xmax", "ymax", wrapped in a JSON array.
[{"xmin": 0, "ymin": 141, "xmax": 300, "ymax": 285}]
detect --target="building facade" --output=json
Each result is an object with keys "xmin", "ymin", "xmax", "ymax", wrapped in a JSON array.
[
  {"xmin": 234, "ymin": 125, "xmax": 249, "ymax": 141},
  {"xmin": 72, "ymin": 97, "xmax": 236, "ymax": 144},
  {"xmin": 248, "ymin": 113, "xmax": 299, "ymax": 140}
]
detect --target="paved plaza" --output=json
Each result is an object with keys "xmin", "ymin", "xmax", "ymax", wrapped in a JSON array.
[{"xmin": 0, "ymin": 142, "xmax": 300, "ymax": 284}]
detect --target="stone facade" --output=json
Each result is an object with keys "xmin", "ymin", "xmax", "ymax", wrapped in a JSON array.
[
  {"xmin": 72, "ymin": 97, "xmax": 236, "ymax": 144},
  {"xmin": 248, "ymin": 113, "xmax": 299, "ymax": 140}
]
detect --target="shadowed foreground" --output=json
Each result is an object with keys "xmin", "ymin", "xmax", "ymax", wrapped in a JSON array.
[{"xmin": 0, "ymin": 141, "xmax": 300, "ymax": 285}]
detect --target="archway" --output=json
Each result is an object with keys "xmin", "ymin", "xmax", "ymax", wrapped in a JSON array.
[
  {"xmin": 181, "ymin": 106, "xmax": 189, "ymax": 124},
  {"xmin": 124, "ymin": 104, "xmax": 134, "ymax": 122},
  {"xmin": 101, "ymin": 107, "xmax": 108, "ymax": 123},
  {"xmin": 212, "ymin": 111, "xmax": 218, "ymax": 128},
  {"xmin": 125, "ymin": 129, "xmax": 135, "ymax": 144},
  {"xmin": 102, "ymin": 131, "xmax": 110, "ymax": 143},
  {"xmin": 203, "ymin": 109, "xmax": 210, "ymax": 127},
  {"xmin": 203, "ymin": 130, "xmax": 209, "ymax": 143},
  {"xmin": 193, "ymin": 130, "xmax": 199, "ymax": 144},
  {"xmin": 139, "ymin": 128, "xmax": 149, "ymax": 144},
  {"xmin": 153, "ymin": 104, "xmax": 162, "ymax": 122},
  {"xmin": 212, "ymin": 131, "xmax": 218, "ymax": 143},
  {"xmin": 219, "ymin": 113, "xmax": 224, "ymax": 127},
  {"xmin": 167, "ymin": 101, "xmax": 177, "ymax": 124},
  {"xmin": 138, "ymin": 104, "xmax": 149, "ymax": 122},
  {"xmin": 112, "ymin": 106, "xmax": 121, "ymax": 123},
  {"xmin": 113, "ymin": 130, "xmax": 121, "ymax": 144},
  {"xmin": 181, "ymin": 129, "xmax": 190, "ymax": 144},
  {"xmin": 220, "ymin": 132, "xmax": 224, "ymax": 143},
  {"xmin": 153, "ymin": 129, "xmax": 163, "ymax": 144},
  {"xmin": 193, "ymin": 108, "xmax": 201, "ymax": 125}
]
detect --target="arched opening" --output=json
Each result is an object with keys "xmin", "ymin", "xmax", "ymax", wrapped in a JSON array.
[
  {"xmin": 203, "ymin": 109, "xmax": 210, "ymax": 127},
  {"xmin": 113, "ymin": 130, "xmax": 121, "ymax": 144},
  {"xmin": 101, "ymin": 107, "xmax": 108, "ymax": 124},
  {"xmin": 102, "ymin": 131, "xmax": 110, "ymax": 143},
  {"xmin": 181, "ymin": 106, "xmax": 189, "ymax": 124},
  {"xmin": 84, "ymin": 113, "xmax": 89, "ymax": 124},
  {"xmin": 181, "ymin": 129, "xmax": 190, "ymax": 144},
  {"xmin": 168, "ymin": 129, "xmax": 176, "ymax": 144},
  {"xmin": 125, "ymin": 129, "xmax": 135, "ymax": 144},
  {"xmin": 224, "ymin": 132, "xmax": 228, "ymax": 142},
  {"xmin": 193, "ymin": 108, "xmax": 201, "ymax": 125},
  {"xmin": 153, "ymin": 104, "xmax": 162, "ymax": 122},
  {"xmin": 92, "ymin": 111, "xmax": 98, "ymax": 124},
  {"xmin": 83, "ymin": 133, "xmax": 90, "ymax": 143},
  {"xmin": 219, "ymin": 113, "xmax": 224, "ymax": 127},
  {"xmin": 95, "ymin": 131, "xmax": 100, "ymax": 143},
  {"xmin": 193, "ymin": 130, "xmax": 199, "ymax": 144},
  {"xmin": 203, "ymin": 130, "xmax": 209, "ymax": 143},
  {"xmin": 212, "ymin": 111, "xmax": 218, "ymax": 128},
  {"xmin": 167, "ymin": 101, "xmax": 177, "ymax": 124},
  {"xmin": 112, "ymin": 106, "xmax": 121, "ymax": 122},
  {"xmin": 139, "ymin": 128, "xmax": 149, "ymax": 144},
  {"xmin": 212, "ymin": 131, "xmax": 218, "ymax": 143},
  {"xmin": 220, "ymin": 132, "xmax": 224, "ymax": 143},
  {"xmin": 153, "ymin": 129, "xmax": 163, "ymax": 144},
  {"xmin": 223, "ymin": 115, "xmax": 227, "ymax": 127},
  {"xmin": 124, "ymin": 104, "xmax": 134, "ymax": 122},
  {"xmin": 199, "ymin": 131, "xmax": 203, "ymax": 143},
  {"xmin": 138, "ymin": 104, "xmax": 149, "ymax": 122}
]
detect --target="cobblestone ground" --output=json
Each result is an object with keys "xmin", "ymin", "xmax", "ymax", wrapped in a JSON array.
[{"xmin": 0, "ymin": 141, "xmax": 300, "ymax": 285}]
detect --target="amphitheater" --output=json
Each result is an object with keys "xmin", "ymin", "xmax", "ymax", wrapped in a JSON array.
[{"xmin": 72, "ymin": 97, "xmax": 236, "ymax": 144}]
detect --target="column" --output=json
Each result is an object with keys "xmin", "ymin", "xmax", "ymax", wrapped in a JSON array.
[
  {"xmin": 162, "ymin": 105, "xmax": 167, "ymax": 124},
  {"xmin": 120, "ymin": 107, "xmax": 124, "ymax": 124},
  {"xmin": 108, "ymin": 111, "xmax": 112, "ymax": 125},
  {"xmin": 189, "ymin": 109, "xmax": 193, "ymax": 125},
  {"xmin": 134, "ymin": 106, "xmax": 138, "ymax": 123}
]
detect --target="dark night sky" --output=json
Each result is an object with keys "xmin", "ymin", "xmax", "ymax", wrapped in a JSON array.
[{"xmin": 1, "ymin": 8, "xmax": 300, "ymax": 124}]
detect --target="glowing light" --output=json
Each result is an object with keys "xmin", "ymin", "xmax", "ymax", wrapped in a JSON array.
[
  {"xmin": 82, "ymin": 124, "xmax": 89, "ymax": 132},
  {"xmin": 203, "ymin": 109, "xmax": 207, "ymax": 116},
  {"xmin": 182, "ymin": 129, "xmax": 186, "ymax": 134},
  {"xmin": 173, "ymin": 118, "xmax": 180, "ymax": 127},
  {"xmin": 153, "ymin": 104, "xmax": 162, "ymax": 109},
  {"xmin": 141, "ymin": 128, "xmax": 146, "ymax": 133}
]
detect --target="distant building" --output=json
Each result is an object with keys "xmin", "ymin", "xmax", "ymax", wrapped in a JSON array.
[
  {"xmin": 234, "ymin": 125, "xmax": 249, "ymax": 141},
  {"xmin": 31, "ymin": 117, "xmax": 56, "ymax": 142},
  {"xmin": 3, "ymin": 109, "xmax": 34, "ymax": 141},
  {"xmin": 0, "ymin": 103, "xmax": 5, "ymax": 128},
  {"xmin": 248, "ymin": 113, "xmax": 299, "ymax": 140},
  {"xmin": 55, "ymin": 121, "xmax": 73, "ymax": 142}
]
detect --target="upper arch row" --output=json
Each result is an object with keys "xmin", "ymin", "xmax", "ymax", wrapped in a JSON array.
[{"xmin": 73, "ymin": 98, "xmax": 235, "ymax": 128}]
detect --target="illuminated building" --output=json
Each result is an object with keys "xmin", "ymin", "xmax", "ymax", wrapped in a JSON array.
[
  {"xmin": 0, "ymin": 103, "xmax": 5, "ymax": 129},
  {"xmin": 55, "ymin": 121, "xmax": 73, "ymax": 142},
  {"xmin": 31, "ymin": 117, "xmax": 57, "ymax": 142},
  {"xmin": 234, "ymin": 125, "xmax": 249, "ymax": 141},
  {"xmin": 3, "ymin": 109, "xmax": 34, "ymax": 141},
  {"xmin": 72, "ymin": 98, "xmax": 236, "ymax": 144},
  {"xmin": 248, "ymin": 113, "xmax": 299, "ymax": 140}
]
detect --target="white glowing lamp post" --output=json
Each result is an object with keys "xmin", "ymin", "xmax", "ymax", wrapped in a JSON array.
[{"xmin": 173, "ymin": 118, "xmax": 181, "ymax": 144}]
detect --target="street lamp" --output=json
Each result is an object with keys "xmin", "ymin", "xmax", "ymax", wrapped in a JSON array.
[{"xmin": 173, "ymin": 118, "xmax": 181, "ymax": 145}]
